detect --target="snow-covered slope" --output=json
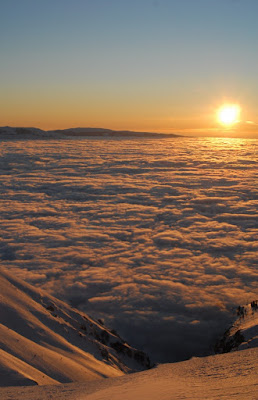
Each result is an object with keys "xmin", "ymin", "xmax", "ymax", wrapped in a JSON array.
[
  {"xmin": 215, "ymin": 301, "xmax": 258, "ymax": 353},
  {"xmin": 0, "ymin": 347, "xmax": 257, "ymax": 399},
  {"xmin": 0, "ymin": 268, "xmax": 151, "ymax": 387},
  {"xmin": 0, "ymin": 268, "xmax": 257, "ymax": 398}
]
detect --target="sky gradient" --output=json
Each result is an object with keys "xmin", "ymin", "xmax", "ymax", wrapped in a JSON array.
[{"xmin": 1, "ymin": 0, "xmax": 258, "ymax": 136}]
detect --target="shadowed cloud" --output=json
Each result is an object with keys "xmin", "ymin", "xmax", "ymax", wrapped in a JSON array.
[{"xmin": 0, "ymin": 137, "xmax": 257, "ymax": 362}]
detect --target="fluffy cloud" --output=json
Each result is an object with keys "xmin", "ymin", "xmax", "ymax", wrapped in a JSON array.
[{"xmin": 0, "ymin": 137, "xmax": 257, "ymax": 362}]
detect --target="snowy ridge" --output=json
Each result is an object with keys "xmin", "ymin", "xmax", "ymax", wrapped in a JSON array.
[
  {"xmin": 0, "ymin": 268, "xmax": 151, "ymax": 387},
  {"xmin": 0, "ymin": 268, "xmax": 257, "ymax": 399},
  {"xmin": 215, "ymin": 301, "xmax": 258, "ymax": 353}
]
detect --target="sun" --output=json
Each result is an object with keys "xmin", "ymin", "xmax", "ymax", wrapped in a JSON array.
[{"xmin": 217, "ymin": 104, "xmax": 241, "ymax": 126}]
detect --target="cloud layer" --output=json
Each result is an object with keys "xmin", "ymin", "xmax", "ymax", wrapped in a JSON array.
[{"xmin": 0, "ymin": 136, "xmax": 257, "ymax": 362}]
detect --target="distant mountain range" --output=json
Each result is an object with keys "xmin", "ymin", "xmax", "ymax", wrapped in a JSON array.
[{"xmin": 0, "ymin": 126, "xmax": 181, "ymax": 139}]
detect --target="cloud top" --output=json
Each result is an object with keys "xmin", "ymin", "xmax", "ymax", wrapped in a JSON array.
[{"xmin": 0, "ymin": 136, "xmax": 257, "ymax": 362}]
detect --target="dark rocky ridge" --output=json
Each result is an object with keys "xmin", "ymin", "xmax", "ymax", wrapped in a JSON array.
[{"xmin": 0, "ymin": 126, "xmax": 181, "ymax": 139}]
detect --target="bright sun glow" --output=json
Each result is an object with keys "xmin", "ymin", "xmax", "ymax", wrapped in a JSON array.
[{"xmin": 217, "ymin": 104, "xmax": 241, "ymax": 126}]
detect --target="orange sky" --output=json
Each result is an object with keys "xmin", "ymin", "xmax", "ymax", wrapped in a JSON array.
[{"xmin": 1, "ymin": 1, "xmax": 258, "ymax": 138}]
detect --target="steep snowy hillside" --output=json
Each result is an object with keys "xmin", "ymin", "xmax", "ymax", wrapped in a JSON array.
[
  {"xmin": 215, "ymin": 301, "xmax": 258, "ymax": 353},
  {"xmin": 0, "ymin": 268, "xmax": 151, "ymax": 387},
  {"xmin": 0, "ymin": 268, "xmax": 257, "ymax": 398},
  {"xmin": 0, "ymin": 347, "xmax": 257, "ymax": 399}
]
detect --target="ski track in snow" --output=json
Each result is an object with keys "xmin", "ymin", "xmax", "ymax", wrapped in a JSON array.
[{"xmin": 0, "ymin": 136, "xmax": 257, "ymax": 362}]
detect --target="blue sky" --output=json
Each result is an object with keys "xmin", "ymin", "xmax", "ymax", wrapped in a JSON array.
[{"xmin": 1, "ymin": 0, "xmax": 258, "ymax": 135}]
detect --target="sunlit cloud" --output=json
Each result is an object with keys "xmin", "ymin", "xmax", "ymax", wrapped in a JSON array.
[{"xmin": 0, "ymin": 137, "xmax": 257, "ymax": 362}]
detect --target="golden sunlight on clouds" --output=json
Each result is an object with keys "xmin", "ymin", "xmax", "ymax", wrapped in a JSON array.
[{"xmin": 217, "ymin": 104, "xmax": 241, "ymax": 126}]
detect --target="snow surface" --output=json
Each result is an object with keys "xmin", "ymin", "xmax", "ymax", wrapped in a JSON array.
[
  {"xmin": 0, "ymin": 348, "xmax": 257, "ymax": 399},
  {"xmin": 0, "ymin": 253, "xmax": 257, "ymax": 398},
  {"xmin": 215, "ymin": 302, "xmax": 258, "ymax": 353},
  {"xmin": 0, "ymin": 268, "xmax": 150, "ymax": 387},
  {"xmin": 238, "ymin": 304, "xmax": 258, "ymax": 350}
]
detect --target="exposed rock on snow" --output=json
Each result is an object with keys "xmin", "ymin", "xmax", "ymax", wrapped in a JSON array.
[
  {"xmin": 214, "ymin": 301, "xmax": 258, "ymax": 353},
  {"xmin": 0, "ymin": 268, "xmax": 151, "ymax": 387},
  {"xmin": 0, "ymin": 268, "xmax": 257, "ymax": 398}
]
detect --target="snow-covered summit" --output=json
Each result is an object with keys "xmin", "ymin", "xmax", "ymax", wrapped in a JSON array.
[
  {"xmin": 0, "ymin": 268, "xmax": 151, "ymax": 387},
  {"xmin": 215, "ymin": 301, "xmax": 258, "ymax": 353}
]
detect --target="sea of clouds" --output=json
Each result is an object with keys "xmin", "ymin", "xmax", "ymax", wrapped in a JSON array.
[{"xmin": 0, "ymin": 136, "xmax": 257, "ymax": 362}]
